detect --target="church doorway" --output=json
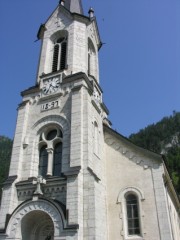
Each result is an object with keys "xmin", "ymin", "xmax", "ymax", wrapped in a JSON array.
[{"xmin": 21, "ymin": 210, "xmax": 54, "ymax": 240}]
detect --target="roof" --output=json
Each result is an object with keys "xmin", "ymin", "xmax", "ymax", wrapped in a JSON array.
[
  {"xmin": 37, "ymin": 2, "xmax": 89, "ymax": 40},
  {"xmin": 103, "ymin": 124, "xmax": 163, "ymax": 162},
  {"xmin": 64, "ymin": 0, "xmax": 84, "ymax": 14}
]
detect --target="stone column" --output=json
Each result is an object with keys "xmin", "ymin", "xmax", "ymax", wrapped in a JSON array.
[{"xmin": 47, "ymin": 148, "xmax": 54, "ymax": 176}]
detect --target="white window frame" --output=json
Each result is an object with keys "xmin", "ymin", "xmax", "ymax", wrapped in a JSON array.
[{"xmin": 117, "ymin": 187, "xmax": 145, "ymax": 240}]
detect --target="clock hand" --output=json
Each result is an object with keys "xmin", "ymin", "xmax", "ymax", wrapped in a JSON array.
[{"xmin": 47, "ymin": 83, "xmax": 52, "ymax": 93}]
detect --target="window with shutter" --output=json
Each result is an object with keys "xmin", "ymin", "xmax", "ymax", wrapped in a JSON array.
[{"xmin": 52, "ymin": 36, "xmax": 67, "ymax": 73}]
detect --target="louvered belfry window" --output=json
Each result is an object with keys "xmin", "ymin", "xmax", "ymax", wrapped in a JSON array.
[
  {"xmin": 52, "ymin": 37, "xmax": 67, "ymax": 72},
  {"xmin": 52, "ymin": 45, "xmax": 59, "ymax": 72},
  {"xmin": 60, "ymin": 42, "xmax": 67, "ymax": 70}
]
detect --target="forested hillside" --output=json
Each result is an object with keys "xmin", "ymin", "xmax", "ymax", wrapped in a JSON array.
[
  {"xmin": 0, "ymin": 136, "xmax": 13, "ymax": 199},
  {"xmin": 129, "ymin": 111, "xmax": 180, "ymax": 195}
]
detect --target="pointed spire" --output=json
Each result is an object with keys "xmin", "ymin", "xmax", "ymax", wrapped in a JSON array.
[{"xmin": 60, "ymin": 0, "xmax": 84, "ymax": 14}]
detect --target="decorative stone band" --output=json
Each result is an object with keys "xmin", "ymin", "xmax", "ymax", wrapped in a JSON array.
[
  {"xmin": 16, "ymin": 177, "xmax": 67, "ymax": 204},
  {"xmin": 3, "ymin": 175, "xmax": 17, "ymax": 187}
]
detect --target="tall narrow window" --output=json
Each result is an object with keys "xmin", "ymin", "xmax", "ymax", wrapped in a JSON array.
[
  {"xmin": 52, "ymin": 37, "xmax": 67, "ymax": 73},
  {"xmin": 94, "ymin": 122, "xmax": 99, "ymax": 156},
  {"xmin": 60, "ymin": 42, "xmax": 67, "ymax": 70},
  {"xmin": 52, "ymin": 45, "xmax": 59, "ymax": 72},
  {"xmin": 53, "ymin": 142, "xmax": 62, "ymax": 176},
  {"xmin": 39, "ymin": 145, "xmax": 48, "ymax": 178},
  {"xmin": 88, "ymin": 38, "xmax": 97, "ymax": 79},
  {"xmin": 126, "ymin": 194, "xmax": 140, "ymax": 235}
]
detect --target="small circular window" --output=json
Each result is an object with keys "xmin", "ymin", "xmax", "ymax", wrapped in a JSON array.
[{"xmin": 46, "ymin": 130, "xmax": 57, "ymax": 141}]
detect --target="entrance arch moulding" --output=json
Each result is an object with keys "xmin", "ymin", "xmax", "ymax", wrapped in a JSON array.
[{"xmin": 6, "ymin": 199, "xmax": 66, "ymax": 239}]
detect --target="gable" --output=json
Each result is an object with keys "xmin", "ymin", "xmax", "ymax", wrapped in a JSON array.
[
  {"xmin": 87, "ymin": 19, "xmax": 102, "ymax": 50},
  {"xmin": 104, "ymin": 125, "xmax": 163, "ymax": 169},
  {"xmin": 45, "ymin": 6, "xmax": 72, "ymax": 33}
]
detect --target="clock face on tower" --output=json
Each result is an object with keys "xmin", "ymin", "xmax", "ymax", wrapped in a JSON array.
[{"xmin": 42, "ymin": 77, "xmax": 60, "ymax": 95}]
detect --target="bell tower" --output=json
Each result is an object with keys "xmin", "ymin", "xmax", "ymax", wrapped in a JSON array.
[
  {"xmin": 0, "ymin": 1, "xmax": 109, "ymax": 239},
  {"xmin": 37, "ymin": 0, "xmax": 100, "ymax": 84}
]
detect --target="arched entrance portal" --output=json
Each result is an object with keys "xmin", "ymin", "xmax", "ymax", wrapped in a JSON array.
[{"xmin": 21, "ymin": 210, "xmax": 54, "ymax": 240}]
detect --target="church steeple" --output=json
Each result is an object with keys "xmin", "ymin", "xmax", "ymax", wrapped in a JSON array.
[
  {"xmin": 60, "ymin": 0, "xmax": 84, "ymax": 14},
  {"xmin": 36, "ymin": 0, "xmax": 101, "ymax": 83}
]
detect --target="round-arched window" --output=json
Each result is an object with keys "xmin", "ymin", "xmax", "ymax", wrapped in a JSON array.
[
  {"xmin": 52, "ymin": 36, "xmax": 67, "ymax": 73},
  {"xmin": 38, "ymin": 127, "xmax": 63, "ymax": 177},
  {"xmin": 126, "ymin": 193, "xmax": 140, "ymax": 235}
]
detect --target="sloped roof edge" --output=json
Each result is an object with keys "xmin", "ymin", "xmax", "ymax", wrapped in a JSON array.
[
  {"xmin": 103, "ymin": 124, "xmax": 163, "ymax": 162},
  {"xmin": 162, "ymin": 156, "xmax": 180, "ymax": 212},
  {"xmin": 37, "ymin": 4, "xmax": 91, "ymax": 40}
]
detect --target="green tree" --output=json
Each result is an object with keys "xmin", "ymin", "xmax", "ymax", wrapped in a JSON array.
[
  {"xmin": 129, "ymin": 112, "xmax": 180, "ymax": 195},
  {"xmin": 0, "ymin": 136, "xmax": 13, "ymax": 200}
]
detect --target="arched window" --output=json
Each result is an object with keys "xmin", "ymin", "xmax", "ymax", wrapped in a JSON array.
[
  {"xmin": 38, "ymin": 127, "xmax": 63, "ymax": 177},
  {"xmin": 39, "ymin": 145, "xmax": 48, "ymax": 178},
  {"xmin": 126, "ymin": 194, "xmax": 140, "ymax": 235},
  {"xmin": 88, "ymin": 38, "xmax": 97, "ymax": 79},
  {"xmin": 52, "ymin": 37, "xmax": 67, "ymax": 72},
  {"xmin": 53, "ymin": 142, "xmax": 62, "ymax": 176},
  {"xmin": 52, "ymin": 45, "xmax": 59, "ymax": 72},
  {"xmin": 94, "ymin": 121, "xmax": 99, "ymax": 156}
]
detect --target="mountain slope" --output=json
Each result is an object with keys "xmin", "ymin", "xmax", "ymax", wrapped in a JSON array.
[{"xmin": 129, "ymin": 111, "xmax": 180, "ymax": 195}]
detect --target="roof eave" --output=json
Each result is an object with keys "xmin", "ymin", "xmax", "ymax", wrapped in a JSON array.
[
  {"xmin": 162, "ymin": 157, "xmax": 180, "ymax": 212},
  {"xmin": 103, "ymin": 124, "xmax": 163, "ymax": 162}
]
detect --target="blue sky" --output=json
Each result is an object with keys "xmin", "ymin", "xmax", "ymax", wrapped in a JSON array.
[{"xmin": 0, "ymin": 0, "xmax": 180, "ymax": 139}]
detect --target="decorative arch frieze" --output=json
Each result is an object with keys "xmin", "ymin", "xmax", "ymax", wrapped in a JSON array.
[
  {"xmin": 23, "ymin": 114, "xmax": 70, "ymax": 145},
  {"xmin": 6, "ymin": 199, "xmax": 65, "ymax": 239},
  {"xmin": 105, "ymin": 137, "xmax": 156, "ymax": 169},
  {"xmin": 32, "ymin": 114, "xmax": 70, "ymax": 132},
  {"xmin": 29, "ymin": 114, "xmax": 70, "ymax": 149}
]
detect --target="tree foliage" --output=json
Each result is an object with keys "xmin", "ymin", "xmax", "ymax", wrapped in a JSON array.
[
  {"xmin": 129, "ymin": 111, "xmax": 180, "ymax": 194},
  {"xmin": 0, "ymin": 136, "xmax": 13, "ymax": 199}
]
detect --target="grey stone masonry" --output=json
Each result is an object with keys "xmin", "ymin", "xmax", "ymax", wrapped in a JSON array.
[{"xmin": 1, "ymin": 2, "xmax": 179, "ymax": 240}]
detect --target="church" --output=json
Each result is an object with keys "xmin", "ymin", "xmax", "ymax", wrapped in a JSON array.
[{"xmin": 0, "ymin": 1, "xmax": 179, "ymax": 239}]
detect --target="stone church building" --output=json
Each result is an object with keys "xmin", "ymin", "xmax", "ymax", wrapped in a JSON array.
[{"xmin": 0, "ymin": 0, "xmax": 179, "ymax": 239}]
